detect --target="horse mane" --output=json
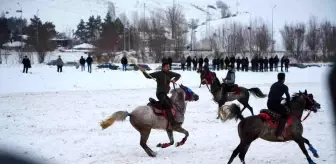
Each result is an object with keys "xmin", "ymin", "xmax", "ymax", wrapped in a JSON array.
[
  {"xmin": 170, "ymin": 88, "xmax": 185, "ymax": 99},
  {"xmin": 290, "ymin": 92, "xmax": 306, "ymax": 103}
]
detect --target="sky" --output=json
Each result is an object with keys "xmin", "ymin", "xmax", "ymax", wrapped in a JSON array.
[{"xmin": 1, "ymin": 0, "xmax": 335, "ymax": 50}]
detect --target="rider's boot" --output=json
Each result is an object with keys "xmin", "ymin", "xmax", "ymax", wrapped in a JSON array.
[{"xmin": 276, "ymin": 116, "xmax": 286, "ymax": 140}]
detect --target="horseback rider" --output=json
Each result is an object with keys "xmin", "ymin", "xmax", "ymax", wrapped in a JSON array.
[
  {"xmin": 223, "ymin": 64, "xmax": 236, "ymax": 93},
  {"xmin": 267, "ymin": 72, "xmax": 291, "ymax": 140},
  {"xmin": 139, "ymin": 61, "xmax": 181, "ymax": 127}
]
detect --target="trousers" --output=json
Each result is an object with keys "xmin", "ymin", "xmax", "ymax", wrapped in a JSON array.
[
  {"xmin": 156, "ymin": 92, "xmax": 177, "ymax": 124},
  {"xmin": 267, "ymin": 100, "xmax": 289, "ymax": 137}
]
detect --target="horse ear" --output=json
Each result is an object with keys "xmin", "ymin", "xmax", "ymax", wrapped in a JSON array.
[
  {"xmin": 299, "ymin": 90, "xmax": 302, "ymax": 94},
  {"xmin": 304, "ymin": 89, "xmax": 307, "ymax": 94}
]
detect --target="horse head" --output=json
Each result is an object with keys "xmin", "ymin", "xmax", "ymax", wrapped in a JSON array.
[
  {"xmin": 299, "ymin": 89, "xmax": 321, "ymax": 112},
  {"xmin": 170, "ymin": 84, "xmax": 199, "ymax": 102},
  {"xmin": 291, "ymin": 90, "xmax": 320, "ymax": 116}
]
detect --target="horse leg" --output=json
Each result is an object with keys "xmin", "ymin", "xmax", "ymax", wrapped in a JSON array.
[
  {"xmin": 303, "ymin": 137, "xmax": 319, "ymax": 158},
  {"xmin": 238, "ymin": 100, "xmax": 254, "ymax": 116},
  {"xmin": 139, "ymin": 128, "xmax": 156, "ymax": 157},
  {"xmin": 173, "ymin": 126, "xmax": 189, "ymax": 147},
  {"xmin": 157, "ymin": 130, "xmax": 174, "ymax": 148},
  {"xmin": 294, "ymin": 137, "xmax": 316, "ymax": 164},
  {"xmin": 238, "ymin": 143, "xmax": 251, "ymax": 164},
  {"xmin": 227, "ymin": 142, "xmax": 245, "ymax": 164}
]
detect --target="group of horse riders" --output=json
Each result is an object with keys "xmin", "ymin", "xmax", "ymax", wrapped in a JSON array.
[
  {"xmin": 101, "ymin": 60, "xmax": 320, "ymax": 163},
  {"xmin": 138, "ymin": 60, "xmax": 291, "ymax": 141}
]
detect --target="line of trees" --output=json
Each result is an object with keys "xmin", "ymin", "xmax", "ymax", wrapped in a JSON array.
[
  {"xmin": 0, "ymin": 13, "xmax": 57, "ymax": 63},
  {"xmin": 208, "ymin": 16, "xmax": 336, "ymax": 62}
]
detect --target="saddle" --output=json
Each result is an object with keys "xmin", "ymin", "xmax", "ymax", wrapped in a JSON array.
[
  {"xmin": 258, "ymin": 109, "xmax": 293, "ymax": 136},
  {"xmin": 147, "ymin": 98, "xmax": 176, "ymax": 118},
  {"xmin": 223, "ymin": 84, "xmax": 240, "ymax": 94},
  {"xmin": 201, "ymin": 72, "xmax": 215, "ymax": 85}
]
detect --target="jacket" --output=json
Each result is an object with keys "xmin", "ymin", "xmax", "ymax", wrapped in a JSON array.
[
  {"xmin": 225, "ymin": 69, "xmax": 235, "ymax": 85},
  {"xmin": 143, "ymin": 71, "xmax": 181, "ymax": 94},
  {"xmin": 267, "ymin": 81, "xmax": 290, "ymax": 105}
]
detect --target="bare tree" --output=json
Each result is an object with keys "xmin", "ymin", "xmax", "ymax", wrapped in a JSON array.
[
  {"xmin": 305, "ymin": 16, "xmax": 320, "ymax": 60},
  {"xmin": 281, "ymin": 23, "xmax": 296, "ymax": 56},
  {"xmin": 188, "ymin": 18, "xmax": 199, "ymax": 50},
  {"xmin": 294, "ymin": 23, "xmax": 306, "ymax": 60},
  {"xmin": 250, "ymin": 19, "xmax": 271, "ymax": 56},
  {"xmin": 164, "ymin": 4, "xmax": 184, "ymax": 40},
  {"xmin": 227, "ymin": 22, "xmax": 246, "ymax": 56},
  {"xmin": 320, "ymin": 20, "xmax": 336, "ymax": 59},
  {"xmin": 148, "ymin": 12, "xmax": 167, "ymax": 62}
]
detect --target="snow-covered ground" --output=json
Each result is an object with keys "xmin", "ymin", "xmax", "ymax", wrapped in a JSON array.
[{"xmin": 0, "ymin": 64, "xmax": 335, "ymax": 164}]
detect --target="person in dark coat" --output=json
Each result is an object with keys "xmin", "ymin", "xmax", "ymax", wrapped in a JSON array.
[
  {"xmin": 192, "ymin": 56, "xmax": 197, "ymax": 71},
  {"xmin": 229, "ymin": 56, "xmax": 236, "ymax": 69},
  {"xmin": 186, "ymin": 56, "xmax": 192, "ymax": 71},
  {"xmin": 121, "ymin": 55, "xmax": 128, "ymax": 71},
  {"xmin": 219, "ymin": 58, "xmax": 224, "ymax": 70},
  {"xmin": 280, "ymin": 56, "xmax": 285, "ymax": 72},
  {"xmin": 212, "ymin": 58, "xmax": 217, "ymax": 70},
  {"xmin": 216, "ymin": 58, "xmax": 220, "ymax": 71},
  {"xmin": 204, "ymin": 56, "xmax": 209, "ymax": 69},
  {"xmin": 259, "ymin": 57, "xmax": 264, "ymax": 72},
  {"xmin": 236, "ymin": 57, "xmax": 241, "ymax": 71},
  {"xmin": 264, "ymin": 57, "xmax": 268, "ymax": 72},
  {"xmin": 251, "ymin": 57, "xmax": 255, "ymax": 72},
  {"xmin": 22, "ymin": 56, "xmax": 31, "ymax": 73},
  {"xmin": 245, "ymin": 57, "xmax": 249, "ymax": 72},
  {"xmin": 181, "ymin": 56, "xmax": 186, "ymax": 71},
  {"xmin": 284, "ymin": 56, "xmax": 290, "ymax": 72},
  {"xmin": 56, "ymin": 56, "xmax": 64, "ymax": 73},
  {"xmin": 79, "ymin": 56, "xmax": 86, "ymax": 71},
  {"xmin": 224, "ymin": 56, "xmax": 230, "ymax": 70},
  {"xmin": 267, "ymin": 73, "xmax": 290, "ymax": 141},
  {"xmin": 139, "ymin": 61, "xmax": 181, "ymax": 127},
  {"xmin": 269, "ymin": 56, "xmax": 274, "ymax": 72},
  {"xmin": 274, "ymin": 55, "xmax": 279, "ymax": 72},
  {"xmin": 198, "ymin": 56, "xmax": 204, "ymax": 72},
  {"xmin": 86, "ymin": 55, "xmax": 93, "ymax": 73}
]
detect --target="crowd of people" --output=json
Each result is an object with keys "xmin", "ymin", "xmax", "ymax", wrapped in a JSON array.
[
  {"xmin": 177, "ymin": 55, "xmax": 291, "ymax": 72},
  {"xmin": 21, "ymin": 54, "xmax": 291, "ymax": 74}
]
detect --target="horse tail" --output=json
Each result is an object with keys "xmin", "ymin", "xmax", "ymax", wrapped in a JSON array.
[
  {"xmin": 100, "ymin": 111, "xmax": 131, "ymax": 130},
  {"xmin": 218, "ymin": 103, "xmax": 245, "ymax": 122},
  {"xmin": 248, "ymin": 87, "xmax": 267, "ymax": 98}
]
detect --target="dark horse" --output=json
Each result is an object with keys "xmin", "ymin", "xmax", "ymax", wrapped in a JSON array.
[
  {"xmin": 218, "ymin": 90, "xmax": 321, "ymax": 164},
  {"xmin": 201, "ymin": 71, "xmax": 267, "ymax": 117},
  {"xmin": 100, "ymin": 84, "xmax": 199, "ymax": 157}
]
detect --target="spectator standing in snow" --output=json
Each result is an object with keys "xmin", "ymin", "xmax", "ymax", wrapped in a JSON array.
[
  {"xmin": 186, "ymin": 56, "xmax": 192, "ymax": 71},
  {"xmin": 86, "ymin": 54, "xmax": 93, "ymax": 73},
  {"xmin": 121, "ymin": 55, "xmax": 128, "ymax": 71},
  {"xmin": 181, "ymin": 56, "xmax": 186, "ymax": 71},
  {"xmin": 284, "ymin": 56, "xmax": 290, "ymax": 72},
  {"xmin": 56, "ymin": 56, "xmax": 64, "ymax": 73},
  {"xmin": 79, "ymin": 56, "xmax": 86, "ymax": 71},
  {"xmin": 192, "ymin": 56, "xmax": 197, "ymax": 71},
  {"xmin": 22, "ymin": 56, "xmax": 31, "ymax": 73}
]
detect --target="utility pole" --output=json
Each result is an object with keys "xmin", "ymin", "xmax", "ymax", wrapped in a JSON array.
[
  {"xmin": 272, "ymin": 5, "xmax": 276, "ymax": 53},
  {"xmin": 17, "ymin": 2, "xmax": 23, "ymax": 60}
]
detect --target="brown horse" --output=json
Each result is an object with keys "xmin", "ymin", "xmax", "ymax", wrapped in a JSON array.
[
  {"xmin": 201, "ymin": 71, "xmax": 267, "ymax": 117},
  {"xmin": 100, "ymin": 84, "xmax": 199, "ymax": 157},
  {"xmin": 218, "ymin": 90, "xmax": 321, "ymax": 164}
]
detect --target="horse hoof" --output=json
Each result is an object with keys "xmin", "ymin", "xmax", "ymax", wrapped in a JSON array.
[
  {"xmin": 313, "ymin": 154, "xmax": 319, "ymax": 158},
  {"xmin": 157, "ymin": 143, "xmax": 171, "ymax": 148}
]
